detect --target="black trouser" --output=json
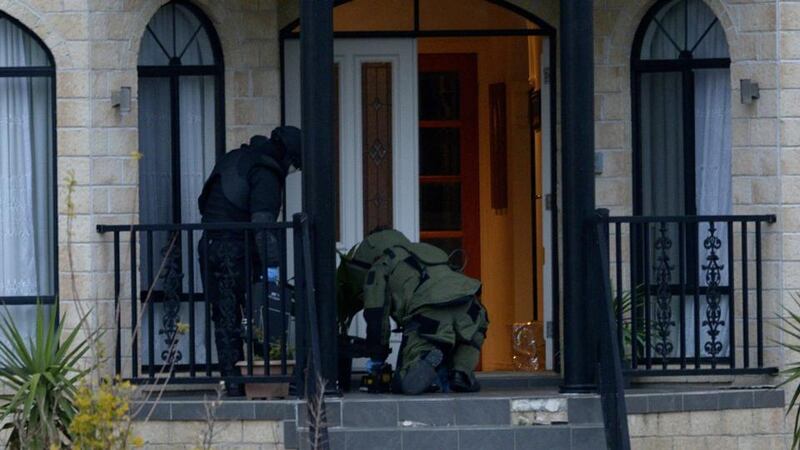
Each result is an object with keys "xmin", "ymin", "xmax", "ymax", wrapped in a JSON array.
[{"xmin": 198, "ymin": 235, "xmax": 248, "ymax": 378}]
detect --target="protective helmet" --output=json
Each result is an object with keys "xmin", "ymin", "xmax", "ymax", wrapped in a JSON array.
[
  {"xmin": 344, "ymin": 229, "xmax": 411, "ymax": 291},
  {"xmin": 271, "ymin": 126, "xmax": 302, "ymax": 171}
]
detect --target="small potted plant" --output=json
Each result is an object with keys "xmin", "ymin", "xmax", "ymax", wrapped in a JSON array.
[{"xmin": 237, "ymin": 339, "xmax": 296, "ymax": 399}]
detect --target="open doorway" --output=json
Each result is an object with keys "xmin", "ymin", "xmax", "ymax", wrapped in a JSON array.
[{"xmin": 281, "ymin": 0, "xmax": 558, "ymax": 373}]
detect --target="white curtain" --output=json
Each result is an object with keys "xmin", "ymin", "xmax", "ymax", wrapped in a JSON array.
[
  {"xmin": 639, "ymin": 0, "xmax": 732, "ymax": 359},
  {"xmin": 137, "ymin": 4, "xmax": 218, "ymax": 365},
  {"xmin": 0, "ymin": 18, "xmax": 54, "ymax": 336}
]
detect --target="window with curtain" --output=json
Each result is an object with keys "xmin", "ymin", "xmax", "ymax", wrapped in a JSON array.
[
  {"xmin": 0, "ymin": 13, "xmax": 56, "ymax": 330},
  {"xmin": 137, "ymin": 1, "xmax": 223, "ymax": 366},
  {"xmin": 632, "ymin": 0, "xmax": 732, "ymax": 359}
]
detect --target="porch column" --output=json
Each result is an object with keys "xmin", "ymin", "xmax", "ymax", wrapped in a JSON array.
[
  {"xmin": 560, "ymin": 0, "xmax": 597, "ymax": 392},
  {"xmin": 300, "ymin": 0, "xmax": 338, "ymax": 388}
]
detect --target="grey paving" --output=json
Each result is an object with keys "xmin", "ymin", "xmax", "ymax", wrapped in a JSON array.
[
  {"xmin": 570, "ymin": 426, "xmax": 606, "ymax": 450},
  {"xmin": 402, "ymin": 429, "xmax": 459, "ymax": 450},
  {"xmin": 398, "ymin": 399, "xmax": 456, "ymax": 426},
  {"xmin": 681, "ymin": 392, "xmax": 720, "ymax": 411},
  {"xmin": 345, "ymin": 429, "xmax": 401, "ymax": 450},
  {"xmin": 753, "ymin": 388, "xmax": 784, "ymax": 408},
  {"xmin": 458, "ymin": 428, "xmax": 515, "ymax": 450},
  {"xmin": 132, "ymin": 402, "xmax": 170, "ymax": 420},
  {"xmin": 514, "ymin": 426, "xmax": 572, "ymax": 450},
  {"xmin": 298, "ymin": 400, "xmax": 343, "ymax": 427},
  {"xmin": 342, "ymin": 400, "xmax": 398, "ymax": 427},
  {"xmin": 454, "ymin": 398, "xmax": 509, "ymax": 425},
  {"xmin": 567, "ymin": 397, "xmax": 603, "ymax": 424},
  {"xmin": 647, "ymin": 393, "xmax": 682, "ymax": 413},
  {"xmin": 623, "ymin": 395, "xmax": 648, "ymax": 414},
  {"xmin": 718, "ymin": 391, "xmax": 754, "ymax": 409}
]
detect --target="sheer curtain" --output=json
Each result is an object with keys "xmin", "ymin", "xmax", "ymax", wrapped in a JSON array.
[
  {"xmin": 689, "ymin": 66, "xmax": 732, "ymax": 357},
  {"xmin": 639, "ymin": 0, "xmax": 732, "ymax": 358},
  {"xmin": 0, "ymin": 19, "xmax": 54, "ymax": 335}
]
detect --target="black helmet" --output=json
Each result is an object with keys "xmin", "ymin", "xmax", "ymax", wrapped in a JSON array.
[{"xmin": 271, "ymin": 126, "xmax": 302, "ymax": 171}]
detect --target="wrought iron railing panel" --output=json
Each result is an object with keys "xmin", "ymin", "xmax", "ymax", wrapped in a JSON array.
[
  {"xmin": 597, "ymin": 214, "xmax": 778, "ymax": 376},
  {"xmin": 97, "ymin": 216, "xmax": 316, "ymax": 392}
]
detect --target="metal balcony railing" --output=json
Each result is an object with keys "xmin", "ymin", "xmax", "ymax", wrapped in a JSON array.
[
  {"xmin": 595, "ymin": 213, "xmax": 778, "ymax": 376},
  {"xmin": 97, "ymin": 213, "xmax": 320, "ymax": 393}
]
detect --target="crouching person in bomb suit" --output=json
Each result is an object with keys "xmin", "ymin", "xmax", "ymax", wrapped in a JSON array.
[
  {"xmin": 339, "ymin": 229, "xmax": 489, "ymax": 395},
  {"xmin": 197, "ymin": 126, "xmax": 301, "ymax": 397}
]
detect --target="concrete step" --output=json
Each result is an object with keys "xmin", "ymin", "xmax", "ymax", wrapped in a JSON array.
[
  {"xmin": 294, "ymin": 395, "xmax": 601, "ymax": 428},
  {"xmin": 284, "ymin": 394, "xmax": 606, "ymax": 450},
  {"xmin": 293, "ymin": 424, "xmax": 605, "ymax": 450}
]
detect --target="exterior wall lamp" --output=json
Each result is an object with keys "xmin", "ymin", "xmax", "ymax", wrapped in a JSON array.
[
  {"xmin": 741, "ymin": 79, "xmax": 760, "ymax": 105},
  {"xmin": 112, "ymin": 87, "xmax": 132, "ymax": 113}
]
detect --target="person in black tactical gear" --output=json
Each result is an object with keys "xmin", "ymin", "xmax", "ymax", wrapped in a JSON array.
[{"xmin": 197, "ymin": 126, "xmax": 301, "ymax": 396}]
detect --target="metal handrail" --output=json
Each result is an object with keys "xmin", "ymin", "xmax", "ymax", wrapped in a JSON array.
[
  {"xmin": 595, "ymin": 214, "xmax": 777, "ymax": 224},
  {"xmin": 594, "ymin": 209, "xmax": 631, "ymax": 450},
  {"xmin": 293, "ymin": 213, "xmax": 330, "ymax": 448}
]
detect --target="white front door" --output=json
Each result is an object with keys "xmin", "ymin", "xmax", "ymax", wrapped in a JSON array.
[{"xmin": 283, "ymin": 38, "xmax": 419, "ymax": 367}]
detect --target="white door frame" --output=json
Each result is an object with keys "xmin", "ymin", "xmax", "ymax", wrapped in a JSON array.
[{"xmin": 540, "ymin": 37, "xmax": 555, "ymax": 371}]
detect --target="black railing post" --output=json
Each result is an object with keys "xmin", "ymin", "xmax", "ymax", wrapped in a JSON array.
[
  {"xmin": 113, "ymin": 232, "xmax": 121, "ymax": 377},
  {"xmin": 594, "ymin": 209, "xmax": 631, "ymax": 450},
  {"xmin": 293, "ymin": 214, "xmax": 309, "ymax": 397}
]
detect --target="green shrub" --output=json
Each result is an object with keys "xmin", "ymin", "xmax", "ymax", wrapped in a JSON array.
[{"xmin": 0, "ymin": 305, "xmax": 96, "ymax": 449}]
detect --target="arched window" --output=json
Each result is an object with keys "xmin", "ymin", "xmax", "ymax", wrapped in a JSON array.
[
  {"xmin": 138, "ymin": 1, "xmax": 223, "ymax": 227},
  {"xmin": 632, "ymin": 0, "xmax": 731, "ymax": 216},
  {"xmin": 631, "ymin": 0, "xmax": 732, "ymax": 359},
  {"xmin": 0, "ymin": 13, "xmax": 56, "ymax": 308}
]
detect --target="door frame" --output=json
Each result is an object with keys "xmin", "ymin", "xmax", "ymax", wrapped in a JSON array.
[{"xmin": 278, "ymin": 4, "xmax": 561, "ymax": 372}]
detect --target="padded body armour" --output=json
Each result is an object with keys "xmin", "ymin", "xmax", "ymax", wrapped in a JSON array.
[{"xmin": 198, "ymin": 144, "xmax": 284, "ymax": 214}]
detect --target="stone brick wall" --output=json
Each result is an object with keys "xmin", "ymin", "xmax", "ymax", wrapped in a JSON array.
[
  {"xmin": 630, "ymin": 407, "xmax": 787, "ymax": 449},
  {"xmin": 134, "ymin": 419, "xmax": 284, "ymax": 449},
  {"xmin": 0, "ymin": 0, "xmax": 282, "ymax": 370}
]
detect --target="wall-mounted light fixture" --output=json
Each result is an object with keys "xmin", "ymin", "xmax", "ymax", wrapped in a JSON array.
[
  {"xmin": 741, "ymin": 79, "xmax": 760, "ymax": 105},
  {"xmin": 111, "ymin": 87, "xmax": 132, "ymax": 113},
  {"xmin": 594, "ymin": 152, "xmax": 604, "ymax": 175}
]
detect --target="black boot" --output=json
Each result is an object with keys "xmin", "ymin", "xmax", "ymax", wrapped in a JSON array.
[
  {"xmin": 222, "ymin": 365, "xmax": 245, "ymax": 397},
  {"xmin": 399, "ymin": 349, "xmax": 443, "ymax": 395},
  {"xmin": 450, "ymin": 370, "xmax": 481, "ymax": 393}
]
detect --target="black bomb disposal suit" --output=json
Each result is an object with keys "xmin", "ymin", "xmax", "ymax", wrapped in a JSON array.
[{"xmin": 197, "ymin": 127, "xmax": 301, "ymax": 395}]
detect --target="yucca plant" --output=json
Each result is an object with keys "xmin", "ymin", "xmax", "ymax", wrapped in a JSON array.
[
  {"xmin": 0, "ymin": 305, "xmax": 97, "ymax": 449},
  {"xmin": 778, "ymin": 294, "xmax": 800, "ymax": 449}
]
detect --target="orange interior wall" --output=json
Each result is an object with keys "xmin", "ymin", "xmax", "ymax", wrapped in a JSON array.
[{"xmin": 419, "ymin": 36, "xmax": 540, "ymax": 371}]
